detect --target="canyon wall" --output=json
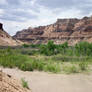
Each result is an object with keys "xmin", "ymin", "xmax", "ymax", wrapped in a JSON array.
[{"xmin": 14, "ymin": 16, "xmax": 92, "ymax": 45}]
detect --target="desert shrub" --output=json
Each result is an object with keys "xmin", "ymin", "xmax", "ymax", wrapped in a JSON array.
[
  {"xmin": 23, "ymin": 44, "xmax": 29, "ymax": 48},
  {"xmin": 39, "ymin": 44, "xmax": 48, "ymax": 55},
  {"xmin": 47, "ymin": 40, "xmax": 56, "ymax": 52},
  {"xmin": 30, "ymin": 44, "xmax": 36, "ymax": 48},
  {"xmin": 79, "ymin": 62, "xmax": 88, "ymax": 71},
  {"xmin": 75, "ymin": 42, "xmax": 92, "ymax": 56},
  {"xmin": 63, "ymin": 65, "xmax": 79, "ymax": 74},
  {"xmin": 20, "ymin": 62, "xmax": 34, "ymax": 71},
  {"xmin": 30, "ymin": 44, "xmax": 41, "ymax": 48},
  {"xmin": 21, "ymin": 78, "xmax": 29, "ymax": 89},
  {"xmin": 20, "ymin": 49, "xmax": 38, "ymax": 55},
  {"xmin": 30, "ymin": 60, "xmax": 45, "ymax": 71},
  {"xmin": 39, "ymin": 40, "xmax": 56, "ymax": 56},
  {"xmin": 45, "ymin": 63, "xmax": 61, "ymax": 73},
  {"xmin": 36, "ymin": 61, "xmax": 44, "ymax": 71},
  {"xmin": 69, "ymin": 66, "xmax": 78, "ymax": 73},
  {"xmin": 55, "ymin": 42, "xmax": 68, "ymax": 54}
]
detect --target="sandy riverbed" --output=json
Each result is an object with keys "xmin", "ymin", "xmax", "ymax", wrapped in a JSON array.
[{"xmin": 1, "ymin": 68, "xmax": 92, "ymax": 92}]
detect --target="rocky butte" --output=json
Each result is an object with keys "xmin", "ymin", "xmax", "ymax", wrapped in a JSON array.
[{"xmin": 14, "ymin": 16, "xmax": 92, "ymax": 45}]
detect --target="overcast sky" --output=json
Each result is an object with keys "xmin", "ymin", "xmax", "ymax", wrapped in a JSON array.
[{"xmin": 0, "ymin": 0, "xmax": 92, "ymax": 35}]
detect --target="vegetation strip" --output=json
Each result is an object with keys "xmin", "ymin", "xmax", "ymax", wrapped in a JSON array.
[{"xmin": 0, "ymin": 41, "xmax": 92, "ymax": 73}]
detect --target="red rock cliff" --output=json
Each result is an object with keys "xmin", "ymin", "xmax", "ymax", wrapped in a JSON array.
[{"xmin": 14, "ymin": 16, "xmax": 92, "ymax": 45}]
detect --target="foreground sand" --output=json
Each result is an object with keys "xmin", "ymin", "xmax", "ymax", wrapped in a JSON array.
[{"xmin": 2, "ymin": 68, "xmax": 92, "ymax": 92}]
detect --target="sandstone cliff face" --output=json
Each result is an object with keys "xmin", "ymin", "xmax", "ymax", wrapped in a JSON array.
[
  {"xmin": 0, "ymin": 23, "xmax": 22, "ymax": 46},
  {"xmin": 14, "ymin": 16, "xmax": 92, "ymax": 45}
]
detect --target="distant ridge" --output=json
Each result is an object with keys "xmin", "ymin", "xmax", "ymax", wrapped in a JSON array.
[{"xmin": 14, "ymin": 15, "xmax": 92, "ymax": 45}]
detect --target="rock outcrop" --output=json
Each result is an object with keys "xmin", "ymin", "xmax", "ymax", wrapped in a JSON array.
[
  {"xmin": 0, "ymin": 23, "xmax": 22, "ymax": 46},
  {"xmin": 14, "ymin": 16, "xmax": 92, "ymax": 45}
]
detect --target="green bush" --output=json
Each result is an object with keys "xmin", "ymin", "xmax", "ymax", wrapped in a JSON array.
[
  {"xmin": 39, "ymin": 40, "xmax": 56, "ymax": 55},
  {"xmin": 45, "ymin": 63, "xmax": 61, "ymax": 73},
  {"xmin": 63, "ymin": 65, "xmax": 79, "ymax": 74},
  {"xmin": 30, "ymin": 44, "xmax": 41, "ymax": 48},
  {"xmin": 75, "ymin": 42, "xmax": 92, "ymax": 56},
  {"xmin": 21, "ymin": 78, "xmax": 29, "ymax": 89},
  {"xmin": 39, "ymin": 44, "xmax": 48, "ymax": 55},
  {"xmin": 23, "ymin": 44, "xmax": 29, "ymax": 48},
  {"xmin": 20, "ymin": 62, "xmax": 33, "ymax": 71},
  {"xmin": 79, "ymin": 62, "xmax": 88, "ymax": 71}
]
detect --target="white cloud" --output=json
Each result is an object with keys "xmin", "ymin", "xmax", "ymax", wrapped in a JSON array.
[
  {"xmin": 0, "ymin": 6, "xmax": 85, "ymax": 36},
  {"xmin": 0, "ymin": 9, "xmax": 4, "ymax": 17},
  {"xmin": 57, "ymin": 8, "xmax": 83, "ymax": 18},
  {"xmin": 0, "ymin": 9, "xmax": 4, "ymax": 14},
  {"xmin": 0, "ymin": 0, "xmax": 7, "ymax": 5},
  {"xmin": 0, "ymin": 0, "xmax": 92, "ymax": 36},
  {"xmin": 30, "ymin": 0, "xmax": 37, "ymax": 6}
]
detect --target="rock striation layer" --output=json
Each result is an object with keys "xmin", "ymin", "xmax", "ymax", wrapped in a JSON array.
[{"xmin": 14, "ymin": 16, "xmax": 92, "ymax": 45}]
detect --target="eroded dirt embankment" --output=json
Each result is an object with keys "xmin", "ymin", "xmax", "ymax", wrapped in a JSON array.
[{"xmin": 0, "ymin": 70, "xmax": 30, "ymax": 92}]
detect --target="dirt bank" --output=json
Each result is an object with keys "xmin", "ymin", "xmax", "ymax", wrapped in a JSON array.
[{"xmin": 0, "ymin": 70, "xmax": 30, "ymax": 92}]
